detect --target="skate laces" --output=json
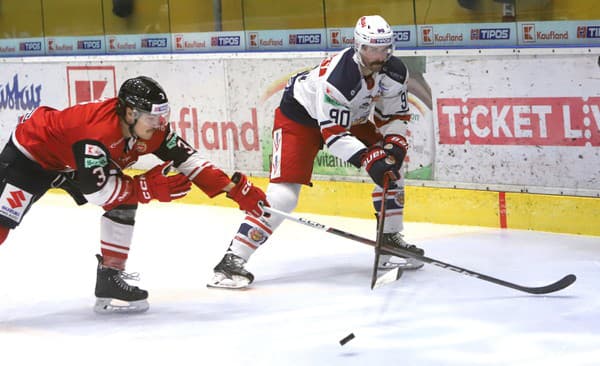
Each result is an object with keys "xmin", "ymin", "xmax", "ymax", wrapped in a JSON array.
[
  {"xmin": 113, "ymin": 270, "xmax": 141, "ymax": 291},
  {"xmin": 120, "ymin": 271, "xmax": 141, "ymax": 281},
  {"xmin": 224, "ymin": 253, "xmax": 245, "ymax": 267},
  {"xmin": 384, "ymin": 233, "xmax": 413, "ymax": 249}
]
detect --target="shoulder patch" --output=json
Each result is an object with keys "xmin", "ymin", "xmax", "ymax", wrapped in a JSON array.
[
  {"xmin": 381, "ymin": 56, "xmax": 408, "ymax": 84},
  {"xmin": 326, "ymin": 49, "xmax": 362, "ymax": 101}
]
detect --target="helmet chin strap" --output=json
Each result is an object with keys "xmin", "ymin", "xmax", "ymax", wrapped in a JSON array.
[{"xmin": 124, "ymin": 109, "xmax": 140, "ymax": 140}]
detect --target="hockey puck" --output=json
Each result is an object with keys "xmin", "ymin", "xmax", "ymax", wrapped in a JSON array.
[{"xmin": 339, "ymin": 333, "xmax": 355, "ymax": 346}]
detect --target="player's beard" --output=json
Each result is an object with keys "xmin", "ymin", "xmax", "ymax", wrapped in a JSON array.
[{"xmin": 367, "ymin": 61, "xmax": 385, "ymax": 73}]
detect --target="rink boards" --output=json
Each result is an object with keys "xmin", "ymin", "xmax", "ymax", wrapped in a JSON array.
[{"xmin": 154, "ymin": 176, "xmax": 600, "ymax": 237}]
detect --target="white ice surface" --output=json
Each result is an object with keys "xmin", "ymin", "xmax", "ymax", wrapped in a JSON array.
[{"xmin": 0, "ymin": 193, "xmax": 598, "ymax": 366}]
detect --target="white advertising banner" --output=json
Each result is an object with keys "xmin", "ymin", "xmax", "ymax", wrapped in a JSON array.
[
  {"xmin": 172, "ymin": 31, "xmax": 245, "ymax": 53},
  {"xmin": 427, "ymin": 54, "xmax": 600, "ymax": 191},
  {"xmin": 327, "ymin": 26, "xmax": 417, "ymax": 49},
  {"xmin": 0, "ymin": 51, "xmax": 598, "ymax": 194},
  {"xmin": 0, "ymin": 59, "xmax": 231, "ymax": 170},
  {"xmin": 518, "ymin": 20, "xmax": 600, "ymax": 46},
  {"xmin": 417, "ymin": 23, "xmax": 517, "ymax": 47}
]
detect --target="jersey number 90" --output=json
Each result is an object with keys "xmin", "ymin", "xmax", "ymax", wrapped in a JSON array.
[{"xmin": 329, "ymin": 109, "xmax": 350, "ymax": 128}]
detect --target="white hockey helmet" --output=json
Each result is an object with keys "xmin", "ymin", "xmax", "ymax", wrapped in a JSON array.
[{"xmin": 354, "ymin": 15, "xmax": 394, "ymax": 52}]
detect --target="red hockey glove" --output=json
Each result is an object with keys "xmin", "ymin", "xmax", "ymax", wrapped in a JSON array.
[
  {"xmin": 134, "ymin": 161, "xmax": 192, "ymax": 203},
  {"xmin": 361, "ymin": 146, "xmax": 398, "ymax": 188},
  {"xmin": 227, "ymin": 172, "xmax": 268, "ymax": 217},
  {"xmin": 383, "ymin": 134, "xmax": 408, "ymax": 169}
]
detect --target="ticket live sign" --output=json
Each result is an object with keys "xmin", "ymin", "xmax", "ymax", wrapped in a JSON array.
[{"xmin": 437, "ymin": 97, "xmax": 600, "ymax": 147}]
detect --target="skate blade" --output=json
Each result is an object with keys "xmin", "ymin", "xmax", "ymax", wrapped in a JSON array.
[
  {"xmin": 94, "ymin": 298, "xmax": 150, "ymax": 314},
  {"xmin": 206, "ymin": 273, "xmax": 251, "ymax": 290}
]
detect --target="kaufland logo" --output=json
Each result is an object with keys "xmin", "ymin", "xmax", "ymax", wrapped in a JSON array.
[
  {"xmin": 393, "ymin": 30, "xmax": 410, "ymax": 42},
  {"xmin": 422, "ymin": 27, "xmax": 433, "ymax": 44},
  {"xmin": 141, "ymin": 38, "xmax": 167, "ymax": 48},
  {"xmin": 523, "ymin": 24, "xmax": 536, "ymax": 42},
  {"xmin": 577, "ymin": 26, "xmax": 600, "ymax": 38},
  {"xmin": 47, "ymin": 39, "xmax": 73, "ymax": 52},
  {"xmin": 77, "ymin": 40, "xmax": 102, "ymax": 50},
  {"xmin": 330, "ymin": 30, "xmax": 341, "ymax": 46},
  {"xmin": 109, "ymin": 37, "xmax": 135, "ymax": 50},
  {"xmin": 289, "ymin": 33, "xmax": 321, "ymax": 45},
  {"xmin": 211, "ymin": 36, "xmax": 241, "ymax": 46},
  {"xmin": 470, "ymin": 28, "xmax": 510, "ymax": 40},
  {"xmin": 329, "ymin": 30, "xmax": 353, "ymax": 47},
  {"xmin": 66, "ymin": 66, "xmax": 117, "ymax": 106},
  {"xmin": 249, "ymin": 32, "xmax": 259, "ymax": 48},
  {"xmin": 19, "ymin": 41, "xmax": 42, "ymax": 51}
]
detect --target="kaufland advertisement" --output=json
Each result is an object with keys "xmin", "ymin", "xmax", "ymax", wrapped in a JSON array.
[{"xmin": 0, "ymin": 53, "xmax": 598, "ymax": 194}]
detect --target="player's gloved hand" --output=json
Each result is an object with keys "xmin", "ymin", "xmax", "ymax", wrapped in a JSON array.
[
  {"xmin": 134, "ymin": 161, "xmax": 192, "ymax": 203},
  {"xmin": 361, "ymin": 146, "xmax": 398, "ymax": 188},
  {"xmin": 383, "ymin": 134, "xmax": 408, "ymax": 169},
  {"xmin": 227, "ymin": 172, "xmax": 269, "ymax": 217}
]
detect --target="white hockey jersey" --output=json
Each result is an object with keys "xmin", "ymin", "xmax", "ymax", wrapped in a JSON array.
[{"xmin": 279, "ymin": 47, "xmax": 410, "ymax": 167}]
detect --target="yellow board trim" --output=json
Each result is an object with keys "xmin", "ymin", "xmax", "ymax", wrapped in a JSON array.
[{"xmin": 52, "ymin": 172, "xmax": 600, "ymax": 237}]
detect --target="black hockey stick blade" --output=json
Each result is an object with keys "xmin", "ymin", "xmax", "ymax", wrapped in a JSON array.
[
  {"xmin": 263, "ymin": 206, "xmax": 577, "ymax": 295},
  {"xmin": 514, "ymin": 274, "xmax": 576, "ymax": 295}
]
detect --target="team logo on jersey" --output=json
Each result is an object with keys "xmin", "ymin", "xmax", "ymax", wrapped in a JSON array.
[
  {"xmin": 0, "ymin": 184, "xmax": 33, "ymax": 223},
  {"xmin": 135, "ymin": 142, "xmax": 147, "ymax": 153},
  {"xmin": 166, "ymin": 133, "xmax": 178, "ymax": 149},
  {"xmin": 324, "ymin": 88, "xmax": 344, "ymax": 107},
  {"xmin": 85, "ymin": 144, "xmax": 105, "ymax": 157},
  {"xmin": 84, "ymin": 156, "xmax": 108, "ymax": 168}
]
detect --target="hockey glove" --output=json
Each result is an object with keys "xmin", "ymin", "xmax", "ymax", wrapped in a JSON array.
[
  {"xmin": 227, "ymin": 172, "xmax": 268, "ymax": 217},
  {"xmin": 383, "ymin": 134, "xmax": 408, "ymax": 169},
  {"xmin": 134, "ymin": 161, "xmax": 192, "ymax": 203},
  {"xmin": 361, "ymin": 146, "xmax": 398, "ymax": 188}
]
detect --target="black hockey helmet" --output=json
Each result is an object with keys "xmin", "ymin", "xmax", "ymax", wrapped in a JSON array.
[{"xmin": 116, "ymin": 76, "xmax": 170, "ymax": 120}]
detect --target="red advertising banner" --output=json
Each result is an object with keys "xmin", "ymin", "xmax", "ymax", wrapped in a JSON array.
[{"xmin": 437, "ymin": 97, "xmax": 600, "ymax": 146}]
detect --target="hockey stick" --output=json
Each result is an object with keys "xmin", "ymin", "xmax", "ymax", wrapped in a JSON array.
[
  {"xmin": 263, "ymin": 206, "xmax": 577, "ymax": 295},
  {"xmin": 370, "ymin": 174, "xmax": 401, "ymax": 289}
]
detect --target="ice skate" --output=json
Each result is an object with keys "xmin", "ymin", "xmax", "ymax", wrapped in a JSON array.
[
  {"xmin": 94, "ymin": 254, "xmax": 149, "ymax": 314},
  {"xmin": 207, "ymin": 252, "xmax": 254, "ymax": 289},
  {"xmin": 378, "ymin": 233, "xmax": 424, "ymax": 270}
]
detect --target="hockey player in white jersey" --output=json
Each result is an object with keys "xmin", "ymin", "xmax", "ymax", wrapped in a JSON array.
[{"xmin": 208, "ymin": 15, "xmax": 424, "ymax": 289}]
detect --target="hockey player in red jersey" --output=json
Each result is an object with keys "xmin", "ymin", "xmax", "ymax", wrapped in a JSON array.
[
  {"xmin": 208, "ymin": 15, "xmax": 425, "ymax": 289},
  {"xmin": 0, "ymin": 76, "xmax": 268, "ymax": 312}
]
